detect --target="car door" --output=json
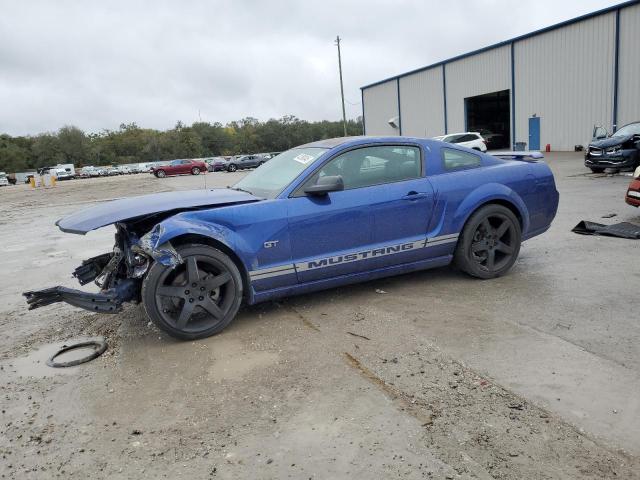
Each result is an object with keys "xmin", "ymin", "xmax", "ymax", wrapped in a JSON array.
[
  {"xmin": 287, "ymin": 144, "xmax": 433, "ymax": 283},
  {"xmin": 166, "ymin": 160, "xmax": 179, "ymax": 174}
]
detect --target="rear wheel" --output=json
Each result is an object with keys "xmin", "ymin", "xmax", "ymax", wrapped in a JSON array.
[
  {"xmin": 155, "ymin": 170, "xmax": 166, "ymax": 178},
  {"xmin": 227, "ymin": 164, "xmax": 237, "ymax": 172},
  {"xmin": 142, "ymin": 244, "xmax": 243, "ymax": 340},
  {"xmin": 191, "ymin": 167, "xmax": 201, "ymax": 175},
  {"xmin": 454, "ymin": 204, "xmax": 521, "ymax": 279}
]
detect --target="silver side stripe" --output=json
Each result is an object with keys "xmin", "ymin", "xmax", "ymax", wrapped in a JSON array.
[
  {"xmin": 249, "ymin": 233, "xmax": 459, "ymax": 281},
  {"xmin": 249, "ymin": 264, "xmax": 296, "ymax": 279}
]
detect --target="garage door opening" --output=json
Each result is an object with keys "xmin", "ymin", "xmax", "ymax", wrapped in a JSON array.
[{"xmin": 465, "ymin": 90, "xmax": 510, "ymax": 150}]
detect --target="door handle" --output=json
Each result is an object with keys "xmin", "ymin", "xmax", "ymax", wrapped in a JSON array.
[{"xmin": 402, "ymin": 191, "xmax": 430, "ymax": 201}]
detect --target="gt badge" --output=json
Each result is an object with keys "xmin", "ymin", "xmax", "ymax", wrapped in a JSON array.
[{"xmin": 264, "ymin": 240, "xmax": 279, "ymax": 249}]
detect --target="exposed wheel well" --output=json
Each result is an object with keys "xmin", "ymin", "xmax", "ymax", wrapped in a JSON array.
[
  {"xmin": 468, "ymin": 200, "xmax": 523, "ymax": 230},
  {"xmin": 169, "ymin": 234, "xmax": 250, "ymax": 300}
]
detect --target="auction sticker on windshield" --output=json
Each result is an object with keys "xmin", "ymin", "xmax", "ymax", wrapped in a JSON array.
[{"xmin": 293, "ymin": 153, "xmax": 315, "ymax": 165}]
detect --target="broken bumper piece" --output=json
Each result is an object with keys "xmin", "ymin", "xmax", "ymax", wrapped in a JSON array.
[{"xmin": 23, "ymin": 279, "xmax": 139, "ymax": 313}]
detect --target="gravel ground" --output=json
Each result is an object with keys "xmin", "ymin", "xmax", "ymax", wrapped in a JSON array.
[{"xmin": 1, "ymin": 156, "xmax": 639, "ymax": 479}]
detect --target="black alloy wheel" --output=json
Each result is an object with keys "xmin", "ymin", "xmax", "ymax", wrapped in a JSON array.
[
  {"xmin": 142, "ymin": 244, "xmax": 243, "ymax": 340},
  {"xmin": 227, "ymin": 164, "xmax": 237, "ymax": 172},
  {"xmin": 454, "ymin": 204, "xmax": 521, "ymax": 279},
  {"xmin": 191, "ymin": 167, "xmax": 201, "ymax": 175}
]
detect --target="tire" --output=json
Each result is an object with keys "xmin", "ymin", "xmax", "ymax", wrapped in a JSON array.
[
  {"xmin": 191, "ymin": 167, "xmax": 201, "ymax": 175},
  {"xmin": 142, "ymin": 244, "xmax": 243, "ymax": 340},
  {"xmin": 156, "ymin": 170, "xmax": 166, "ymax": 178},
  {"xmin": 589, "ymin": 167, "xmax": 605, "ymax": 173},
  {"xmin": 227, "ymin": 164, "xmax": 237, "ymax": 172},
  {"xmin": 454, "ymin": 204, "xmax": 521, "ymax": 279}
]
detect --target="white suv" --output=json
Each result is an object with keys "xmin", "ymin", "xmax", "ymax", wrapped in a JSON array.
[{"xmin": 434, "ymin": 132, "xmax": 487, "ymax": 152}]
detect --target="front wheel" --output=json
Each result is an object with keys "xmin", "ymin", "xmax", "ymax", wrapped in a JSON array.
[
  {"xmin": 155, "ymin": 170, "xmax": 166, "ymax": 178},
  {"xmin": 454, "ymin": 204, "xmax": 521, "ymax": 279},
  {"xmin": 227, "ymin": 164, "xmax": 237, "ymax": 172},
  {"xmin": 191, "ymin": 167, "xmax": 201, "ymax": 175},
  {"xmin": 142, "ymin": 244, "xmax": 243, "ymax": 340}
]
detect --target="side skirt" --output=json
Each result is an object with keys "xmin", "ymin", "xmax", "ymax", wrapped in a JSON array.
[{"xmin": 249, "ymin": 255, "xmax": 452, "ymax": 305}]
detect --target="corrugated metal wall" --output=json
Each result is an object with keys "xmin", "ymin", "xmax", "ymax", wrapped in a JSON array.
[
  {"xmin": 514, "ymin": 13, "xmax": 616, "ymax": 150},
  {"xmin": 444, "ymin": 46, "xmax": 512, "ymax": 134},
  {"xmin": 362, "ymin": 81, "xmax": 399, "ymax": 136},
  {"xmin": 361, "ymin": 3, "xmax": 639, "ymax": 149},
  {"xmin": 618, "ymin": 3, "xmax": 640, "ymax": 127},
  {"xmin": 399, "ymin": 68, "xmax": 444, "ymax": 137}
]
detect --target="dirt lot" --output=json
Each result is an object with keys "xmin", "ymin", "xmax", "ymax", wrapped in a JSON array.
[{"xmin": 1, "ymin": 155, "xmax": 639, "ymax": 479}]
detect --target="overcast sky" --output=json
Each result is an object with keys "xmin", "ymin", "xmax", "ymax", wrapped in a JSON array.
[{"xmin": 0, "ymin": 0, "xmax": 623, "ymax": 136}]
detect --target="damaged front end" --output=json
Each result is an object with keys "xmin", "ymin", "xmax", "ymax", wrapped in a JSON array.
[{"xmin": 23, "ymin": 223, "xmax": 180, "ymax": 314}]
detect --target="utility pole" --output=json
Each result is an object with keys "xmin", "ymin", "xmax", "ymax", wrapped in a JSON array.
[{"xmin": 335, "ymin": 35, "xmax": 348, "ymax": 137}]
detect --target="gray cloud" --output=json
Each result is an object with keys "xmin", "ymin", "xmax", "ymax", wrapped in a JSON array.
[{"xmin": 0, "ymin": 0, "xmax": 620, "ymax": 135}]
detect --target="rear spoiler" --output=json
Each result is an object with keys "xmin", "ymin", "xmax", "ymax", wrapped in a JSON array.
[{"xmin": 490, "ymin": 151, "xmax": 544, "ymax": 162}]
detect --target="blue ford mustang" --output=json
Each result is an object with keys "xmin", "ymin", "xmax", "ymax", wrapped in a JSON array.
[{"xmin": 25, "ymin": 136, "xmax": 559, "ymax": 339}]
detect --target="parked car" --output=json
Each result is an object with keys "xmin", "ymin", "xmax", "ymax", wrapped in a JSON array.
[
  {"xmin": 25, "ymin": 136, "xmax": 558, "ymax": 341},
  {"xmin": 0, "ymin": 172, "xmax": 9, "ymax": 187},
  {"xmin": 585, "ymin": 121, "xmax": 640, "ymax": 173},
  {"xmin": 151, "ymin": 159, "xmax": 208, "ymax": 178},
  {"xmin": 225, "ymin": 154, "xmax": 266, "ymax": 172},
  {"xmin": 117, "ymin": 165, "xmax": 133, "ymax": 175},
  {"xmin": 435, "ymin": 132, "xmax": 487, "ymax": 152},
  {"xmin": 80, "ymin": 166, "xmax": 102, "ymax": 178},
  {"xmin": 53, "ymin": 168, "xmax": 74, "ymax": 180},
  {"xmin": 206, "ymin": 157, "xmax": 228, "ymax": 172},
  {"xmin": 625, "ymin": 166, "xmax": 640, "ymax": 207}
]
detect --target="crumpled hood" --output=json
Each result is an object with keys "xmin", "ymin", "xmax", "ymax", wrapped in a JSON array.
[
  {"xmin": 589, "ymin": 134, "xmax": 632, "ymax": 148},
  {"xmin": 56, "ymin": 188, "xmax": 261, "ymax": 234}
]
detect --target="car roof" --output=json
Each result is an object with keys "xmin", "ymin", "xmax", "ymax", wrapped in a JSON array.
[
  {"xmin": 444, "ymin": 132, "xmax": 480, "ymax": 137},
  {"xmin": 297, "ymin": 136, "xmax": 443, "ymax": 149}
]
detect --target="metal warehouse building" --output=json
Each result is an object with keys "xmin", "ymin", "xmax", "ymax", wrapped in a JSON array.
[{"xmin": 361, "ymin": 0, "xmax": 640, "ymax": 151}]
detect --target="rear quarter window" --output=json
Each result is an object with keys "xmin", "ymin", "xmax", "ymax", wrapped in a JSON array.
[{"xmin": 442, "ymin": 148, "xmax": 481, "ymax": 171}]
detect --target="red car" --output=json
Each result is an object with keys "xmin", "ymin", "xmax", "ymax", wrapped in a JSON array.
[
  {"xmin": 151, "ymin": 159, "xmax": 207, "ymax": 178},
  {"xmin": 625, "ymin": 166, "xmax": 640, "ymax": 207}
]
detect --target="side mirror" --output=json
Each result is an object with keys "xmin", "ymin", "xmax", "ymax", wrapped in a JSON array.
[{"xmin": 304, "ymin": 175, "xmax": 344, "ymax": 196}]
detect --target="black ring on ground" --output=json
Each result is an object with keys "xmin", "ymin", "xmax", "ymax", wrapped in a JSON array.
[{"xmin": 46, "ymin": 339, "xmax": 108, "ymax": 368}]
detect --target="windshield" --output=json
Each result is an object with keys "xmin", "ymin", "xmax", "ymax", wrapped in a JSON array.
[
  {"xmin": 233, "ymin": 147, "xmax": 327, "ymax": 198},
  {"xmin": 613, "ymin": 122, "xmax": 640, "ymax": 138},
  {"xmin": 443, "ymin": 134, "xmax": 465, "ymax": 143}
]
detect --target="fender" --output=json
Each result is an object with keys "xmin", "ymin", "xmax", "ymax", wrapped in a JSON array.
[
  {"xmin": 138, "ymin": 214, "xmax": 253, "ymax": 270},
  {"xmin": 452, "ymin": 183, "xmax": 530, "ymax": 235}
]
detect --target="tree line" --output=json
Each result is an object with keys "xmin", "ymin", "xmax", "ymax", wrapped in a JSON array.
[{"xmin": 0, "ymin": 116, "xmax": 363, "ymax": 173}]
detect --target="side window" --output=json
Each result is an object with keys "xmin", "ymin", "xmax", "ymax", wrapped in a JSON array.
[
  {"xmin": 442, "ymin": 148, "xmax": 481, "ymax": 171},
  {"xmin": 304, "ymin": 145, "xmax": 421, "ymax": 191}
]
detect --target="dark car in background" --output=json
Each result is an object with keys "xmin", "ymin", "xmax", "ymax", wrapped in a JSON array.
[
  {"xmin": 225, "ymin": 154, "xmax": 266, "ymax": 172},
  {"xmin": 585, "ymin": 121, "xmax": 640, "ymax": 173},
  {"xmin": 205, "ymin": 157, "xmax": 228, "ymax": 172},
  {"xmin": 151, "ymin": 159, "xmax": 207, "ymax": 178}
]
